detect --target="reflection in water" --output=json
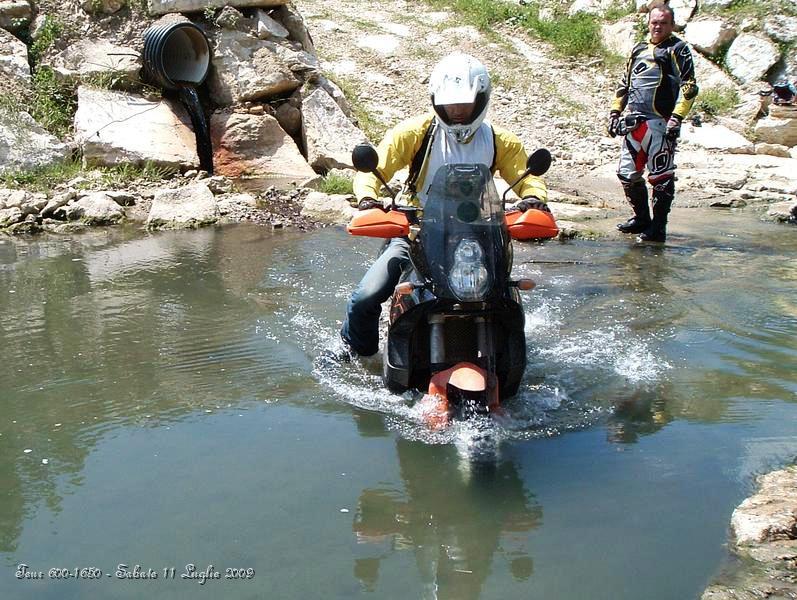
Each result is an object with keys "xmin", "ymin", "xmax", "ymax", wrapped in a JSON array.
[
  {"xmin": 352, "ymin": 432, "xmax": 541, "ymax": 599},
  {"xmin": 0, "ymin": 215, "xmax": 796, "ymax": 600}
]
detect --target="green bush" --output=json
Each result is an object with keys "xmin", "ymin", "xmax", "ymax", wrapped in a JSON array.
[
  {"xmin": 695, "ymin": 87, "xmax": 740, "ymax": 117},
  {"xmin": 29, "ymin": 16, "xmax": 62, "ymax": 64},
  {"xmin": 0, "ymin": 159, "xmax": 83, "ymax": 191},
  {"xmin": 523, "ymin": 10, "xmax": 604, "ymax": 57},
  {"xmin": 318, "ymin": 172, "xmax": 354, "ymax": 195}
]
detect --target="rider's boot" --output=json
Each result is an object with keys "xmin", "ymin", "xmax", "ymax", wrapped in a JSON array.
[
  {"xmin": 617, "ymin": 180, "xmax": 651, "ymax": 234},
  {"xmin": 638, "ymin": 178, "xmax": 674, "ymax": 243}
]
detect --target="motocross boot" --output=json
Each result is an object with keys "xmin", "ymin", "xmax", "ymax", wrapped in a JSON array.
[
  {"xmin": 638, "ymin": 178, "xmax": 674, "ymax": 243},
  {"xmin": 617, "ymin": 180, "xmax": 651, "ymax": 234}
]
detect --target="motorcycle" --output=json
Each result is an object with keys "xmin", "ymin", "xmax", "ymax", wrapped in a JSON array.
[{"xmin": 347, "ymin": 144, "xmax": 556, "ymax": 428}]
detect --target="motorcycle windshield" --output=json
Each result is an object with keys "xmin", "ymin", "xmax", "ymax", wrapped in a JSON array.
[{"xmin": 418, "ymin": 163, "xmax": 509, "ymax": 302}]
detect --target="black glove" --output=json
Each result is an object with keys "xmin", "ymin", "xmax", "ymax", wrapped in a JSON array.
[
  {"xmin": 357, "ymin": 197, "xmax": 385, "ymax": 211},
  {"xmin": 608, "ymin": 111, "xmax": 621, "ymax": 138},
  {"xmin": 512, "ymin": 197, "xmax": 550, "ymax": 213},
  {"xmin": 665, "ymin": 115, "xmax": 682, "ymax": 140}
]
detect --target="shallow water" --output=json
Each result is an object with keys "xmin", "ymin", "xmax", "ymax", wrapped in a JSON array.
[{"xmin": 1, "ymin": 210, "xmax": 795, "ymax": 599}]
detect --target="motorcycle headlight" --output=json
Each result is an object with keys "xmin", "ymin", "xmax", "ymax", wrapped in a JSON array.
[{"xmin": 448, "ymin": 239, "xmax": 490, "ymax": 301}]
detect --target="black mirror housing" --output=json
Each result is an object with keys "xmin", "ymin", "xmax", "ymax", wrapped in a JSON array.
[
  {"xmin": 352, "ymin": 144, "xmax": 380, "ymax": 173},
  {"xmin": 526, "ymin": 148, "xmax": 551, "ymax": 177}
]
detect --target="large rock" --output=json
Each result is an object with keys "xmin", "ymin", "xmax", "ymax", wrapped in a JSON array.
[
  {"xmin": 731, "ymin": 466, "xmax": 797, "ymax": 546},
  {"xmin": 74, "ymin": 86, "xmax": 199, "ymax": 170},
  {"xmin": 207, "ymin": 30, "xmax": 300, "ymax": 105},
  {"xmin": 668, "ymin": 0, "xmax": 697, "ymax": 29},
  {"xmin": 763, "ymin": 16, "xmax": 797, "ymax": 44},
  {"xmin": 0, "ymin": 109, "xmax": 70, "ymax": 175},
  {"xmin": 300, "ymin": 191, "xmax": 356, "ymax": 224},
  {"xmin": 0, "ymin": 0, "xmax": 32, "ymax": 31},
  {"xmin": 726, "ymin": 34, "xmax": 781, "ymax": 84},
  {"xmin": 767, "ymin": 200, "xmax": 797, "ymax": 222},
  {"xmin": 601, "ymin": 16, "xmax": 638, "ymax": 59},
  {"xmin": 681, "ymin": 122, "xmax": 754, "ymax": 153},
  {"xmin": 66, "ymin": 193, "xmax": 125, "ymax": 224},
  {"xmin": 0, "ymin": 27, "xmax": 29, "ymax": 88},
  {"xmin": 568, "ymin": 0, "xmax": 616, "ymax": 16},
  {"xmin": 45, "ymin": 39, "xmax": 141, "ymax": 85},
  {"xmin": 211, "ymin": 111, "xmax": 318, "ymax": 190},
  {"xmin": 301, "ymin": 87, "xmax": 368, "ymax": 171},
  {"xmin": 272, "ymin": 2, "xmax": 315, "ymax": 53},
  {"xmin": 146, "ymin": 183, "xmax": 218, "ymax": 228},
  {"xmin": 693, "ymin": 51, "xmax": 737, "ymax": 91},
  {"xmin": 754, "ymin": 116, "xmax": 797, "ymax": 147},
  {"xmin": 0, "ymin": 206, "xmax": 23, "ymax": 227},
  {"xmin": 254, "ymin": 8, "xmax": 289, "ymax": 39},
  {"xmin": 684, "ymin": 19, "xmax": 736, "ymax": 57},
  {"xmin": 147, "ymin": 0, "xmax": 286, "ymax": 17}
]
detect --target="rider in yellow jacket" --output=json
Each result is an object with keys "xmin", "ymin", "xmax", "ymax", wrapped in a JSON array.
[{"xmin": 336, "ymin": 53, "xmax": 549, "ymax": 359}]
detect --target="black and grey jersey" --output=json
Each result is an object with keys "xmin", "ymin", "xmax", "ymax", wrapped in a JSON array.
[{"xmin": 611, "ymin": 35, "xmax": 698, "ymax": 120}]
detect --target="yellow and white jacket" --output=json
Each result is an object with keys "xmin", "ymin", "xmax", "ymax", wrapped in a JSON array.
[{"xmin": 353, "ymin": 113, "xmax": 547, "ymax": 207}]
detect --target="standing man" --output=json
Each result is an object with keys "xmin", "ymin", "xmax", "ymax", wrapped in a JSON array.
[{"xmin": 609, "ymin": 1, "xmax": 698, "ymax": 243}]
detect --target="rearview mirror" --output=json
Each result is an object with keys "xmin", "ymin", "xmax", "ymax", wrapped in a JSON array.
[
  {"xmin": 352, "ymin": 144, "xmax": 379, "ymax": 173},
  {"xmin": 526, "ymin": 148, "xmax": 551, "ymax": 177}
]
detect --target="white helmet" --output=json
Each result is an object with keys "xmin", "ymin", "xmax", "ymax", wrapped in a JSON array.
[{"xmin": 428, "ymin": 53, "xmax": 491, "ymax": 143}]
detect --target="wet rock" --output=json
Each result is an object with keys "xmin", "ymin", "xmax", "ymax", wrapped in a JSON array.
[
  {"xmin": 147, "ymin": 182, "xmax": 218, "ymax": 229},
  {"xmin": 0, "ymin": 109, "xmax": 70, "ymax": 175},
  {"xmin": 45, "ymin": 39, "xmax": 141, "ymax": 86},
  {"xmin": 725, "ymin": 34, "xmax": 781, "ymax": 84},
  {"xmin": 300, "ymin": 191, "xmax": 356, "ymax": 224},
  {"xmin": 74, "ymin": 86, "xmax": 199, "ymax": 170},
  {"xmin": 767, "ymin": 200, "xmax": 797, "ymax": 221},
  {"xmin": 216, "ymin": 192, "xmax": 258, "ymax": 216},
  {"xmin": 301, "ymin": 86, "xmax": 368, "ymax": 171},
  {"xmin": 0, "ymin": 0, "xmax": 32, "ymax": 32},
  {"xmin": 41, "ymin": 191, "xmax": 77, "ymax": 217},
  {"xmin": 206, "ymin": 176, "xmax": 234, "ymax": 194},
  {"xmin": 66, "ymin": 192, "xmax": 125, "ymax": 224},
  {"xmin": 207, "ymin": 29, "xmax": 300, "ymax": 105},
  {"xmin": 210, "ymin": 111, "xmax": 318, "ymax": 190},
  {"xmin": 702, "ymin": 466, "xmax": 797, "ymax": 599},
  {"xmin": 0, "ymin": 27, "xmax": 30, "ymax": 88},
  {"xmin": 147, "ymin": 0, "xmax": 287, "ymax": 17},
  {"xmin": 0, "ymin": 206, "xmax": 23, "ymax": 227}
]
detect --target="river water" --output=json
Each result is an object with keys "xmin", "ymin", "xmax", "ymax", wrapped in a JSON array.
[{"xmin": 1, "ymin": 210, "xmax": 795, "ymax": 599}]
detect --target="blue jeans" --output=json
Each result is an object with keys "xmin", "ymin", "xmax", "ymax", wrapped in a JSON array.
[{"xmin": 341, "ymin": 237, "xmax": 411, "ymax": 356}]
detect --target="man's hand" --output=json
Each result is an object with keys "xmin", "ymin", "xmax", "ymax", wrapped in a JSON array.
[
  {"xmin": 512, "ymin": 197, "xmax": 550, "ymax": 213},
  {"xmin": 357, "ymin": 197, "xmax": 385, "ymax": 211},
  {"xmin": 666, "ymin": 115, "xmax": 682, "ymax": 140},
  {"xmin": 608, "ymin": 111, "xmax": 621, "ymax": 138}
]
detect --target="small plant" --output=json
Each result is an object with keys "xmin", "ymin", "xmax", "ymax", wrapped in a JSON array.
[
  {"xmin": 29, "ymin": 16, "xmax": 63, "ymax": 64},
  {"xmin": 203, "ymin": 5, "xmax": 217, "ymax": 21},
  {"xmin": 318, "ymin": 172, "xmax": 354, "ymax": 195},
  {"xmin": 97, "ymin": 161, "xmax": 175, "ymax": 187},
  {"xmin": 604, "ymin": 0, "xmax": 636, "ymax": 21},
  {"xmin": 30, "ymin": 67, "xmax": 77, "ymax": 139},
  {"xmin": 0, "ymin": 159, "xmax": 84, "ymax": 191},
  {"xmin": 695, "ymin": 86, "xmax": 740, "ymax": 117}
]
